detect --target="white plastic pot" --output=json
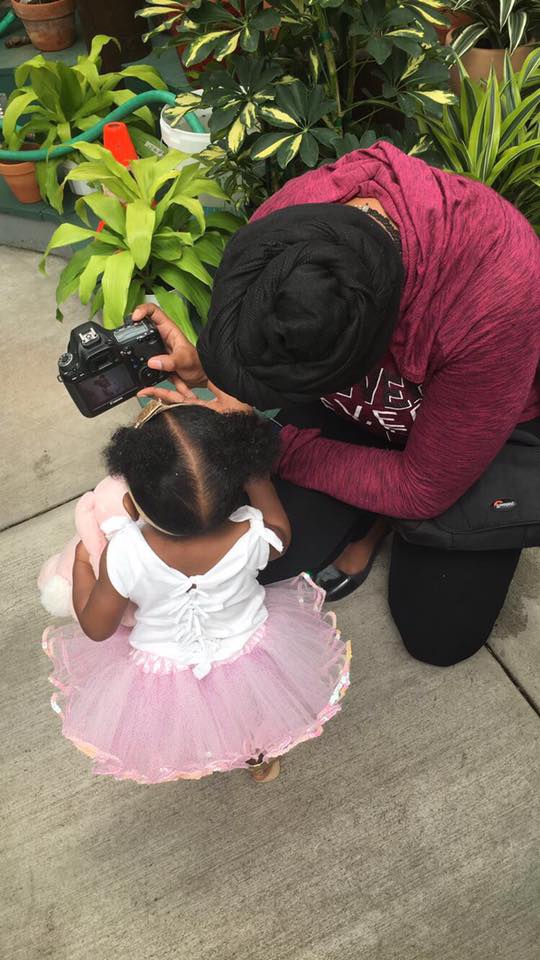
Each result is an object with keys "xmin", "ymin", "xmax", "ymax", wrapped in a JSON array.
[
  {"xmin": 63, "ymin": 159, "xmax": 94, "ymax": 196},
  {"xmin": 160, "ymin": 96, "xmax": 236, "ymax": 210},
  {"xmin": 159, "ymin": 94, "xmax": 211, "ymax": 158}
]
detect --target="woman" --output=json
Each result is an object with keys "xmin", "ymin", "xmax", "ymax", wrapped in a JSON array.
[{"xmin": 135, "ymin": 142, "xmax": 540, "ymax": 668}]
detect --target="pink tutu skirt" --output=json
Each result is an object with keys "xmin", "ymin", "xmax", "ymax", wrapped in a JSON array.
[{"xmin": 42, "ymin": 575, "xmax": 351, "ymax": 783}]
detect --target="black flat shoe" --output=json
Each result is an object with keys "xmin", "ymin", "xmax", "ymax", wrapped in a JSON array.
[{"xmin": 315, "ymin": 537, "xmax": 388, "ymax": 601}]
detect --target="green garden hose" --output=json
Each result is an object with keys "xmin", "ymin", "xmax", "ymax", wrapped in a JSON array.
[
  {"xmin": 0, "ymin": 10, "xmax": 16, "ymax": 37},
  {"xmin": 0, "ymin": 89, "xmax": 206, "ymax": 161}
]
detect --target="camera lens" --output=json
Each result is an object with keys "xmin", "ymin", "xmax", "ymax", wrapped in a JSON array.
[{"xmin": 59, "ymin": 352, "xmax": 73, "ymax": 369}]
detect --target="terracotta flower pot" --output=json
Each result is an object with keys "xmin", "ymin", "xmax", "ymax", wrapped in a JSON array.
[
  {"xmin": 434, "ymin": 8, "xmax": 472, "ymax": 44},
  {"xmin": 447, "ymin": 29, "xmax": 537, "ymax": 90},
  {"xmin": 0, "ymin": 148, "xmax": 41, "ymax": 204},
  {"xmin": 11, "ymin": 0, "xmax": 76, "ymax": 53}
]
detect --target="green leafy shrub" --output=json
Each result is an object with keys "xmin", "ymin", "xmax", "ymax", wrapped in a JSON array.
[
  {"xmin": 41, "ymin": 143, "xmax": 244, "ymax": 333},
  {"xmin": 138, "ymin": 0, "xmax": 454, "ymax": 209},
  {"xmin": 418, "ymin": 49, "xmax": 540, "ymax": 231},
  {"xmin": 2, "ymin": 36, "xmax": 166, "ymax": 211},
  {"xmin": 449, "ymin": 0, "xmax": 540, "ymax": 58}
]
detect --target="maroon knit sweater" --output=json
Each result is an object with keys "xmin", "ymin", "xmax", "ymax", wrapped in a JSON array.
[{"xmin": 251, "ymin": 144, "xmax": 540, "ymax": 520}]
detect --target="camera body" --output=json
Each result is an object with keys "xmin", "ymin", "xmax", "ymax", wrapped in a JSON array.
[{"xmin": 58, "ymin": 316, "xmax": 166, "ymax": 418}]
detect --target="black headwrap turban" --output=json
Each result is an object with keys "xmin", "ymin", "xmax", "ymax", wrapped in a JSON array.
[{"xmin": 197, "ymin": 203, "xmax": 403, "ymax": 409}]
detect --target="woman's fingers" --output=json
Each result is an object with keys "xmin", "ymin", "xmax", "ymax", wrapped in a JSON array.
[
  {"xmin": 146, "ymin": 353, "xmax": 177, "ymax": 374},
  {"xmin": 132, "ymin": 302, "xmax": 206, "ymax": 387},
  {"xmin": 132, "ymin": 303, "xmax": 186, "ymax": 355},
  {"xmin": 137, "ymin": 386, "xmax": 191, "ymax": 404},
  {"xmin": 138, "ymin": 373, "xmax": 197, "ymax": 404},
  {"xmin": 206, "ymin": 380, "xmax": 254, "ymax": 414},
  {"xmin": 132, "ymin": 303, "xmax": 176, "ymax": 336}
]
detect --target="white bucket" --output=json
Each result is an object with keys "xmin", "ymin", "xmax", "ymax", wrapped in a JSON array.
[
  {"xmin": 63, "ymin": 160, "xmax": 94, "ymax": 196},
  {"xmin": 159, "ymin": 93, "xmax": 211, "ymax": 157}
]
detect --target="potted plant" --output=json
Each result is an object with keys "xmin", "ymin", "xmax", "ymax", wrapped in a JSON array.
[
  {"xmin": 0, "ymin": 143, "xmax": 42, "ymax": 203},
  {"xmin": 417, "ymin": 49, "xmax": 540, "ymax": 232},
  {"xmin": 40, "ymin": 142, "xmax": 245, "ymax": 333},
  {"xmin": 138, "ymin": 0, "xmax": 455, "ymax": 212},
  {"xmin": 160, "ymin": 89, "xmax": 212, "ymax": 156},
  {"xmin": 0, "ymin": 36, "xmax": 166, "ymax": 210},
  {"xmin": 448, "ymin": 0, "xmax": 540, "ymax": 85},
  {"xmin": 10, "ymin": 0, "xmax": 76, "ymax": 53}
]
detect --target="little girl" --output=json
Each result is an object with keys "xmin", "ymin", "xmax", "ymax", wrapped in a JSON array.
[{"xmin": 42, "ymin": 399, "xmax": 350, "ymax": 784}]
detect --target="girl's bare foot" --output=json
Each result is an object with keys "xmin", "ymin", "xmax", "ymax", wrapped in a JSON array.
[{"xmin": 249, "ymin": 758, "xmax": 281, "ymax": 782}]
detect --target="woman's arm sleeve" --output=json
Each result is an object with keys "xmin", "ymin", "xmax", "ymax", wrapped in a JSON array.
[{"xmin": 278, "ymin": 329, "xmax": 538, "ymax": 520}]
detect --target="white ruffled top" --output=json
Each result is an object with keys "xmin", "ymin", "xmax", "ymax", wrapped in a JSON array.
[{"xmin": 106, "ymin": 506, "xmax": 282, "ymax": 678}]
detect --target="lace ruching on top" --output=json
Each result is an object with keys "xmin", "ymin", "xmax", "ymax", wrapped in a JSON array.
[{"xmin": 106, "ymin": 506, "xmax": 283, "ymax": 678}]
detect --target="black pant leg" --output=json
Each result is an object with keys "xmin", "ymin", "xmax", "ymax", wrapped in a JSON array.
[
  {"xmin": 388, "ymin": 536, "xmax": 521, "ymax": 667},
  {"xmin": 260, "ymin": 403, "xmax": 383, "ymax": 584}
]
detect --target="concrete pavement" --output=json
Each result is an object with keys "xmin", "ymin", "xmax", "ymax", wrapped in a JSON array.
[{"xmin": 1, "ymin": 247, "xmax": 539, "ymax": 960}]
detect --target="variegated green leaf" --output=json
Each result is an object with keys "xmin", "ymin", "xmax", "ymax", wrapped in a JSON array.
[
  {"xmin": 240, "ymin": 25, "xmax": 258, "ymax": 52},
  {"xmin": 498, "ymin": 0, "xmax": 516, "ymax": 31},
  {"xmin": 388, "ymin": 29, "xmax": 424, "ymax": 39},
  {"xmin": 183, "ymin": 31, "xmax": 232, "ymax": 67},
  {"xmin": 479, "ymin": 70, "xmax": 501, "ymax": 181},
  {"xmin": 486, "ymin": 138, "xmax": 540, "ymax": 185},
  {"xmin": 400, "ymin": 55, "xmax": 425, "ymax": 82},
  {"xmin": 451, "ymin": 23, "xmax": 488, "ymax": 59},
  {"xmin": 227, "ymin": 115, "xmax": 247, "ymax": 152},
  {"xmin": 251, "ymin": 133, "xmax": 296, "ymax": 161},
  {"xmin": 416, "ymin": 89, "xmax": 456, "ymax": 105},
  {"xmin": 500, "ymin": 89, "xmax": 540, "ymax": 148},
  {"xmin": 215, "ymin": 29, "xmax": 242, "ymax": 59},
  {"xmin": 277, "ymin": 133, "xmax": 302, "ymax": 168},
  {"xmin": 459, "ymin": 74, "xmax": 480, "ymax": 140},
  {"xmin": 259, "ymin": 105, "xmax": 300, "ymax": 128},
  {"xmin": 519, "ymin": 48, "xmax": 540, "ymax": 88},
  {"xmin": 502, "ymin": 52, "xmax": 520, "ymax": 118},
  {"xmin": 507, "ymin": 10, "xmax": 527, "ymax": 55},
  {"xmin": 241, "ymin": 101, "xmax": 257, "ymax": 129}
]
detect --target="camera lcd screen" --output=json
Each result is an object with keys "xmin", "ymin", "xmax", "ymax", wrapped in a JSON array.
[
  {"xmin": 78, "ymin": 366, "xmax": 134, "ymax": 409},
  {"xmin": 114, "ymin": 321, "xmax": 151, "ymax": 345}
]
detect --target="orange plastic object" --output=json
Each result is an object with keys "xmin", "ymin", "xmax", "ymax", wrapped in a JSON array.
[{"xmin": 103, "ymin": 122, "xmax": 138, "ymax": 167}]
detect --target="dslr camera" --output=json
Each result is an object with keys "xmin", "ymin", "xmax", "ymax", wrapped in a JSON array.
[{"xmin": 58, "ymin": 316, "xmax": 166, "ymax": 418}]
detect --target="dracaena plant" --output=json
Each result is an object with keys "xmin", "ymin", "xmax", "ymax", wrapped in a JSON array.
[
  {"xmin": 450, "ymin": 0, "xmax": 540, "ymax": 58},
  {"xmin": 417, "ymin": 49, "xmax": 540, "ymax": 232},
  {"xmin": 1, "ymin": 36, "xmax": 166, "ymax": 212},
  {"xmin": 40, "ymin": 143, "xmax": 244, "ymax": 335},
  {"xmin": 138, "ymin": 0, "xmax": 454, "ymax": 209}
]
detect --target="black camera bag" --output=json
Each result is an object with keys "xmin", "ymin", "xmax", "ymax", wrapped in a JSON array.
[{"xmin": 392, "ymin": 429, "xmax": 540, "ymax": 551}]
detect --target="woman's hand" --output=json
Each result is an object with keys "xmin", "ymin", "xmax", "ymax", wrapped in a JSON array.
[
  {"xmin": 138, "ymin": 377, "xmax": 253, "ymax": 415},
  {"xmin": 197, "ymin": 382, "xmax": 253, "ymax": 416},
  {"xmin": 132, "ymin": 303, "xmax": 207, "ymax": 403}
]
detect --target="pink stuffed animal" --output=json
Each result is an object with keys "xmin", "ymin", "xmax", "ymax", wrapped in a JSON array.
[{"xmin": 38, "ymin": 475, "xmax": 136, "ymax": 625}]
